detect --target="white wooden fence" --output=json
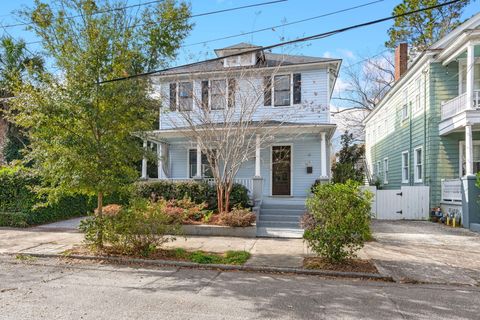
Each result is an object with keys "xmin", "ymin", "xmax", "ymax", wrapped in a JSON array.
[{"xmin": 367, "ymin": 186, "xmax": 430, "ymax": 220}]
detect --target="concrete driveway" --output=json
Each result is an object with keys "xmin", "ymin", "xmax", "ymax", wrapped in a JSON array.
[{"xmin": 363, "ymin": 220, "xmax": 480, "ymax": 285}]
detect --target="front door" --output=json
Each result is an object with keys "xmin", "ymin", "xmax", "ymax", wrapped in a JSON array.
[{"xmin": 272, "ymin": 146, "xmax": 291, "ymax": 196}]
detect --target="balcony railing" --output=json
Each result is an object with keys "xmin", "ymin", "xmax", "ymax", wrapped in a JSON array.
[{"xmin": 441, "ymin": 90, "xmax": 480, "ymax": 120}]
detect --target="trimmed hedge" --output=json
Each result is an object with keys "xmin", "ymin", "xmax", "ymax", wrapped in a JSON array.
[
  {"xmin": 134, "ymin": 180, "xmax": 250, "ymax": 211},
  {"xmin": 0, "ymin": 166, "xmax": 127, "ymax": 228}
]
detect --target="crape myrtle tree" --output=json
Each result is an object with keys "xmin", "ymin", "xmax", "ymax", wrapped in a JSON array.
[
  {"xmin": 160, "ymin": 57, "xmax": 317, "ymax": 213},
  {"xmin": 9, "ymin": 0, "xmax": 192, "ymax": 247}
]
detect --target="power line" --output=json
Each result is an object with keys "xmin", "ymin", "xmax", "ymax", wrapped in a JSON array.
[
  {"xmin": 98, "ymin": 0, "xmax": 463, "ymax": 84},
  {"xmin": 1, "ymin": 0, "xmax": 287, "ymax": 29},
  {"xmin": 184, "ymin": 0, "xmax": 385, "ymax": 47}
]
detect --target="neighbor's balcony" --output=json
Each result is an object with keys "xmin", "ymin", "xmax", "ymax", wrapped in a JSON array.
[{"xmin": 439, "ymin": 90, "xmax": 480, "ymax": 135}]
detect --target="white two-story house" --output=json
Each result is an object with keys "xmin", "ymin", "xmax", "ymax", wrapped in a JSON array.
[{"xmin": 142, "ymin": 43, "xmax": 340, "ymax": 236}]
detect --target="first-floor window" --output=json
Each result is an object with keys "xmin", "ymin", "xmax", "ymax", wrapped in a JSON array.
[
  {"xmin": 414, "ymin": 147, "xmax": 423, "ymax": 182},
  {"xmin": 376, "ymin": 161, "xmax": 381, "ymax": 177},
  {"xmin": 383, "ymin": 158, "xmax": 389, "ymax": 184},
  {"xmin": 189, "ymin": 149, "xmax": 214, "ymax": 178},
  {"xmin": 402, "ymin": 151, "xmax": 409, "ymax": 183}
]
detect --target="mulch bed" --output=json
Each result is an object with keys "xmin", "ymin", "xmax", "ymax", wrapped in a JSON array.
[{"xmin": 303, "ymin": 257, "xmax": 378, "ymax": 274}]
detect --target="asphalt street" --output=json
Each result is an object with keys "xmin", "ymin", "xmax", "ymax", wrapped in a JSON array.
[{"xmin": 0, "ymin": 256, "xmax": 479, "ymax": 320}]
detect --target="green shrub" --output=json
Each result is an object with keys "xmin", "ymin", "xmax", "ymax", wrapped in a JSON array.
[
  {"xmin": 0, "ymin": 165, "xmax": 128, "ymax": 227},
  {"xmin": 134, "ymin": 180, "xmax": 250, "ymax": 211},
  {"xmin": 218, "ymin": 206, "xmax": 256, "ymax": 227},
  {"xmin": 302, "ymin": 180, "xmax": 372, "ymax": 263},
  {"xmin": 80, "ymin": 198, "xmax": 182, "ymax": 256}
]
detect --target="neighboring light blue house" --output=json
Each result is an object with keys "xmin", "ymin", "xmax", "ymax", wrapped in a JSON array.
[
  {"xmin": 141, "ymin": 43, "xmax": 341, "ymax": 237},
  {"xmin": 364, "ymin": 14, "xmax": 480, "ymax": 231}
]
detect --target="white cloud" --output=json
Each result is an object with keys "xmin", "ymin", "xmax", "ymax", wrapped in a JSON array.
[
  {"xmin": 338, "ymin": 49, "xmax": 356, "ymax": 59},
  {"xmin": 323, "ymin": 51, "xmax": 332, "ymax": 58}
]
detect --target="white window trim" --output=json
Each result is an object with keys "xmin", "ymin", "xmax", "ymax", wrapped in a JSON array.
[
  {"xmin": 414, "ymin": 146, "xmax": 423, "ymax": 183},
  {"xmin": 270, "ymin": 73, "xmax": 301, "ymax": 108},
  {"xmin": 208, "ymin": 78, "xmax": 228, "ymax": 110},
  {"xmin": 401, "ymin": 89, "xmax": 409, "ymax": 121},
  {"xmin": 402, "ymin": 150, "xmax": 409, "ymax": 183},
  {"xmin": 383, "ymin": 157, "xmax": 389, "ymax": 184},
  {"xmin": 376, "ymin": 160, "xmax": 381, "ymax": 177}
]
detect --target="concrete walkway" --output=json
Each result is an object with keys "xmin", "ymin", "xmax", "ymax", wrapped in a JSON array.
[{"xmin": 2, "ymin": 218, "xmax": 480, "ymax": 285}]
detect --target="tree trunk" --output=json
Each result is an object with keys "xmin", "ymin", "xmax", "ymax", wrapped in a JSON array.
[
  {"xmin": 224, "ymin": 187, "xmax": 230, "ymax": 213},
  {"xmin": 96, "ymin": 191, "xmax": 104, "ymax": 248},
  {"xmin": 217, "ymin": 184, "xmax": 224, "ymax": 214}
]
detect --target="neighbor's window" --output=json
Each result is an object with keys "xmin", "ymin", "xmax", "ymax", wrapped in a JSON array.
[
  {"xmin": 415, "ymin": 77, "xmax": 422, "ymax": 112},
  {"xmin": 210, "ymin": 79, "xmax": 226, "ymax": 110},
  {"xmin": 376, "ymin": 160, "xmax": 381, "ymax": 177},
  {"xmin": 178, "ymin": 82, "xmax": 193, "ymax": 111},
  {"xmin": 401, "ymin": 88, "xmax": 409, "ymax": 120},
  {"xmin": 414, "ymin": 147, "xmax": 423, "ymax": 182},
  {"xmin": 383, "ymin": 158, "xmax": 389, "ymax": 184},
  {"xmin": 274, "ymin": 74, "xmax": 291, "ymax": 106},
  {"xmin": 402, "ymin": 151, "xmax": 409, "ymax": 183}
]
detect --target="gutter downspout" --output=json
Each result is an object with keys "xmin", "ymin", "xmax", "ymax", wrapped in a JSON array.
[
  {"xmin": 409, "ymin": 100, "xmax": 413, "ymax": 186},
  {"xmin": 423, "ymin": 68, "xmax": 428, "ymax": 189}
]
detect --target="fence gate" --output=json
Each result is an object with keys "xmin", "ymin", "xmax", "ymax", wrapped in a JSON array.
[{"xmin": 372, "ymin": 186, "xmax": 430, "ymax": 220}]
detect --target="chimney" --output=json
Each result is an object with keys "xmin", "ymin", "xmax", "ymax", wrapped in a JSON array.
[{"xmin": 394, "ymin": 43, "xmax": 408, "ymax": 81}]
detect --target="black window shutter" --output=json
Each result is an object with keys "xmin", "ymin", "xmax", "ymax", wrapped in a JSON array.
[
  {"xmin": 201, "ymin": 80, "xmax": 209, "ymax": 109},
  {"xmin": 228, "ymin": 78, "xmax": 236, "ymax": 108},
  {"xmin": 169, "ymin": 83, "xmax": 177, "ymax": 111},
  {"xmin": 264, "ymin": 76, "xmax": 272, "ymax": 106},
  {"xmin": 293, "ymin": 73, "xmax": 301, "ymax": 104}
]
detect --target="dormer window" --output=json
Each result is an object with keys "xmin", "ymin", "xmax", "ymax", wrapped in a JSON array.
[{"xmin": 223, "ymin": 53, "xmax": 256, "ymax": 67}]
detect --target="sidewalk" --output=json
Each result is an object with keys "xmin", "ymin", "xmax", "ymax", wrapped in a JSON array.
[{"xmin": 2, "ymin": 218, "xmax": 480, "ymax": 285}]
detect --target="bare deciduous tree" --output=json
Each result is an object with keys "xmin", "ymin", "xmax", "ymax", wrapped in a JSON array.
[
  {"xmin": 156, "ymin": 54, "xmax": 322, "ymax": 212},
  {"xmin": 332, "ymin": 51, "xmax": 395, "ymax": 140}
]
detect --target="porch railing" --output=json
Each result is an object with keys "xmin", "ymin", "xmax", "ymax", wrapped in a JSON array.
[
  {"xmin": 162, "ymin": 177, "xmax": 253, "ymax": 193},
  {"xmin": 441, "ymin": 179, "xmax": 462, "ymax": 203},
  {"xmin": 441, "ymin": 90, "xmax": 480, "ymax": 120}
]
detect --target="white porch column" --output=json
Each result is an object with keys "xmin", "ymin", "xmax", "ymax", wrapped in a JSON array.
[
  {"xmin": 157, "ymin": 142, "xmax": 163, "ymax": 179},
  {"xmin": 466, "ymin": 124, "xmax": 474, "ymax": 176},
  {"xmin": 141, "ymin": 139, "xmax": 148, "ymax": 179},
  {"xmin": 196, "ymin": 137, "xmax": 202, "ymax": 178},
  {"xmin": 320, "ymin": 132, "xmax": 327, "ymax": 177},
  {"xmin": 466, "ymin": 43, "xmax": 475, "ymax": 110},
  {"xmin": 255, "ymin": 134, "xmax": 261, "ymax": 177}
]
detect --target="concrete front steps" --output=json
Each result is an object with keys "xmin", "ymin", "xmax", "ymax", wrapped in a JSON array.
[{"xmin": 256, "ymin": 197, "xmax": 306, "ymax": 238}]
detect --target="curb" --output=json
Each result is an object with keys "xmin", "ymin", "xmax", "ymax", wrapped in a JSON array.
[{"xmin": 13, "ymin": 252, "xmax": 394, "ymax": 282}]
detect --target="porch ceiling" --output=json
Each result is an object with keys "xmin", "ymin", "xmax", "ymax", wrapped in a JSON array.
[{"xmin": 438, "ymin": 30, "xmax": 480, "ymax": 66}]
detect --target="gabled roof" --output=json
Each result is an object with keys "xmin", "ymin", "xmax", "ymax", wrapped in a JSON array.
[{"xmin": 156, "ymin": 51, "xmax": 340, "ymax": 76}]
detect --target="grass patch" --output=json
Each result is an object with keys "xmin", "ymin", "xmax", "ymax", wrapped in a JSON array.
[
  {"xmin": 15, "ymin": 254, "xmax": 36, "ymax": 262},
  {"xmin": 67, "ymin": 246, "xmax": 251, "ymax": 265}
]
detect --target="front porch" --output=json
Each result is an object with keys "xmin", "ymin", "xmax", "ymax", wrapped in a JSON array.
[{"xmin": 140, "ymin": 129, "xmax": 333, "ymax": 200}]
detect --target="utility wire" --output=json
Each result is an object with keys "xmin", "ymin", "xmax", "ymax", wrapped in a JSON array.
[
  {"xmin": 24, "ymin": 0, "xmax": 376, "ymax": 47},
  {"xmin": 98, "ymin": 0, "xmax": 463, "ymax": 84},
  {"xmin": 1, "ymin": 0, "xmax": 287, "ymax": 29},
  {"xmin": 184, "ymin": 0, "xmax": 384, "ymax": 47}
]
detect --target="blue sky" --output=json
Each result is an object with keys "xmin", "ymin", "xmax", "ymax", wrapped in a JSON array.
[{"xmin": 1, "ymin": 0, "xmax": 478, "ymax": 67}]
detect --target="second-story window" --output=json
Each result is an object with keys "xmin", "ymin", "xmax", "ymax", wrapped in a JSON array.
[
  {"xmin": 178, "ymin": 82, "xmax": 193, "ymax": 111},
  {"xmin": 274, "ymin": 74, "xmax": 291, "ymax": 106},
  {"xmin": 211, "ymin": 79, "xmax": 226, "ymax": 110}
]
